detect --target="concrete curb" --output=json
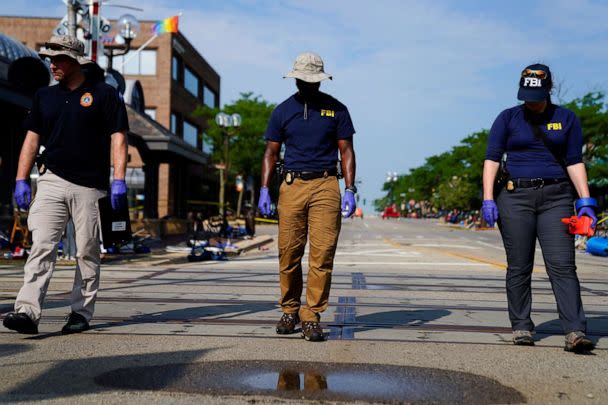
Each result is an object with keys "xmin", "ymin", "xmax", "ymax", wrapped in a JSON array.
[{"xmin": 226, "ymin": 235, "xmax": 274, "ymax": 255}]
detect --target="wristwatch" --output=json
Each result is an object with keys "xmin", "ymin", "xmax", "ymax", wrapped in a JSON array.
[{"xmin": 345, "ymin": 185, "xmax": 357, "ymax": 194}]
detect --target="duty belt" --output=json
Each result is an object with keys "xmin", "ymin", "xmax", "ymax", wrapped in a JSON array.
[
  {"xmin": 283, "ymin": 169, "xmax": 338, "ymax": 184},
  {"xmin": 509, "ymin": 178, "xmax": 567, "ymax": 189}
]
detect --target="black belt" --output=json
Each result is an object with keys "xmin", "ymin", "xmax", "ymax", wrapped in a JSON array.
[
  {"xmin": 284, "ymin": 169, "xmax": 337, "ymax": 183},
  {"xmin": 511, "ymin": 178, "xmax": 567, "ymax": 188}
]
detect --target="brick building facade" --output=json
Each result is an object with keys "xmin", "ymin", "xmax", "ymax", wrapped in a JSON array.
[{"xmin": 0, "ymin": 15, "xmax": 220, "ymax": 218}]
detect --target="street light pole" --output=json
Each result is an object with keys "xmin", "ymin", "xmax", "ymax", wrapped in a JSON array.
[
  {"xmin": 104, "ymin": 14, "xmax": 140, "ymax": 70},
  {"xmin": 67, "ymin": 0, "xmax": 78, "ymax": 37},
  {"xmin": 215, "ymin": 112, "xmax": 242, "ymax": 222}
]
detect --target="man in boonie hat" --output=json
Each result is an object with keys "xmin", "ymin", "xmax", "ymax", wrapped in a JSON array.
[
  {"xmin": 3, "ymin": 35, "xmax": 130, "ymax": 336},
  {"xmin": 258, "ymin": 52, "xmax": 358, "ymax": 342},
  {"xmin": 39, "ymin": 35, "xmax": 92, "ymax": 66}
]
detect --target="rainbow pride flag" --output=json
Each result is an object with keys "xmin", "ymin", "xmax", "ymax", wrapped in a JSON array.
[{"xmin": 152, "ymin": 15, "xmax": 179, "ymax": 34}]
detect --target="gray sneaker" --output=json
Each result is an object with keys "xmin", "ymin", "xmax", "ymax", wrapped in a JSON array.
[
  {"xmin": 513, "ymin": 330, "xmax": 535, "ymax": 346},
  {"xmin": 564, "ymin": 331, "xmax": 594, "ymax": 353}
]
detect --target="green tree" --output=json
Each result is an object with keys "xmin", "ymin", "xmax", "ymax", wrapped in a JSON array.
[
  {"xmin": 193, "ymin": 92, "xmax": 275, "ymax": 214},
  {"xmin": 562, "ymin": 92, "xmax": 608, "ymax": 188},
  {"xmin": 377, "ymin": 92, "xmax": 608, "ymax": 212}
]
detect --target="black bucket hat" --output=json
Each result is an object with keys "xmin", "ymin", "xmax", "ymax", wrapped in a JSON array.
[{"xmin": 517, "ymin": 63, "xmax": 552, "ymax": 102}]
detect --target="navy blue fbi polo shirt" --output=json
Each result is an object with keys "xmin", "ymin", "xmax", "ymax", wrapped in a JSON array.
[
  {"xmin": 24, "ymin": 80, "xmax": 129, "ymax": 190},
  {"xmin": 264, "ymin": 92, "xmax": 355, "ymax": 171},
  {"xmin": 486, "ymin": 104, "xmax": 583, "ymax": 179}
]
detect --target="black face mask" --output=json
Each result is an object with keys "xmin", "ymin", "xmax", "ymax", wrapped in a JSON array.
[{"xmin": 296, "ymin": 79, "xmax": 320, "ymax": 100}]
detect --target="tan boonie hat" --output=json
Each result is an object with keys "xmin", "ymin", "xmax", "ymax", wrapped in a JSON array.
[
  {"xmin": 39, "ymin": 35, "xmax": 90, "ymax": 65},
  {"xmin": 284, "ymin": 52, "xmax": 332, "ymax": 83}
]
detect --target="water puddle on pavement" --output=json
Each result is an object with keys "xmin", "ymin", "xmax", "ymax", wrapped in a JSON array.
[{"xmin": 95, "ymin": 360, "xmax": 525, "ymax": 404}]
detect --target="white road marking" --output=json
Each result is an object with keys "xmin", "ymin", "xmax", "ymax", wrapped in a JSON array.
[
  {"xmin": 408, "ymin": 243, "xmax": 482, "ymax": 250},
  {"xmin": 475, "ymin": 241, "xmax": 504, "ymax": 250},
  {"xmin": 222, "ymin": 260, "xmax": 491, "ymax": 267},
  {"xmin": 335, "ymin": 252, "xmax": 421, "ymax": 258},
  {"xmin": 363, "ymin": 222, "xmax": 370, "ymax": 228}
]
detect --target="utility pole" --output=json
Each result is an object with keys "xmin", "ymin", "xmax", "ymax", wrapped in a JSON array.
[{"xmin": 67, "ymin": 0, "xmax": 78, "ymax": 37}]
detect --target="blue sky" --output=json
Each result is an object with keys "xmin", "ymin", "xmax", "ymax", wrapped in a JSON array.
[{"xmin": 2, "ymin": 0, "xmax": 608, "ymax": 210}]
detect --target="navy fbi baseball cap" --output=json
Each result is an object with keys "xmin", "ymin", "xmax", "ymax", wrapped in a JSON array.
[{"xmin": 517, "ymin": 63, "xmax": 552, "ymax": 102}]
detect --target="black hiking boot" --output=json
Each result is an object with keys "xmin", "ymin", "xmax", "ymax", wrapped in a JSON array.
[{"xmin": 276, "ymin": 312, "xmax": 300, "ymax": 335}]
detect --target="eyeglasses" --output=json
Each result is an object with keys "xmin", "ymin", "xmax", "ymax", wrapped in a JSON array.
[{"xmin": 521, "ymin": 69, "xmax": 548, "ymax": 80}]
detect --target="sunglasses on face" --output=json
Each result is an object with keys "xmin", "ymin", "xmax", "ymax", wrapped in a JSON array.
[{"xmin": 521, "ymin": 69, "xmax": 548, "ymax": 80}]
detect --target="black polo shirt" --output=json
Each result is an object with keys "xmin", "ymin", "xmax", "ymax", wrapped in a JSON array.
[{"xmin": 24, "ymin": 79, "xmax": 129, "ymax": 190}]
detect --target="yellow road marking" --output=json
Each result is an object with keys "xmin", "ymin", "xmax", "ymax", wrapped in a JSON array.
[{"xmin": 384, "ymin": 238, "xmax": 544, "ymax": 273}]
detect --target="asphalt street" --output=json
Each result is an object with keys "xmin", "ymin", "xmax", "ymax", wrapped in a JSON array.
[{"xmin": 0, "ymin": 217, "xmax": 607, "ymax": 404}]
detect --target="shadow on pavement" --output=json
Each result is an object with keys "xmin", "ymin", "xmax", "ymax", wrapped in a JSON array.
[
  {"xmin": 91, "ymin": 302, "xmax": 278, "ymax": 330},
  {"xmin": 0, "ymin": 303, "xmax": 14, "ymax": 315},
  {"xmin": 0, "ymin": 343, "xmax": 33, "ymax": 357},
  {"xmin": 535, "ymin": 315, "xmax": 608, "ymax": 342},
  {"xmin": 1, "ymin": 297, "xmax": 73, "ymax": 317},
  {"xmin": 352, "ymin": 309, "xmax": 451, "ymax": 333},
  {"xmin": 2, "ymin": 348, "xmax": 213, "ymax": 401}
]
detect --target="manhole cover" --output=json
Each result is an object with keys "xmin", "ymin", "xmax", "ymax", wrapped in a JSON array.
[{"xmin": 95, "ymin": 360, "xmax": 525, "ymax": 404}]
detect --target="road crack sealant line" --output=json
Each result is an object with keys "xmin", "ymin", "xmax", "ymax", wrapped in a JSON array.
[
  {"xmin": 330, "ymin": 272, "xmax": 363, "ymax": 340},
  {"xmin": 330, "ymin": 296, "xmax": 356, "ymax": 340}
]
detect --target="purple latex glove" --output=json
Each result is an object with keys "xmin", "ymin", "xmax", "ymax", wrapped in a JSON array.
[
  {"xmin": 578, "ymin": 207, "xmax": 597, "ymax": 228},
  {"xmin": 342, "ymin": 190, "xmax": 356, "ymax": 218},
  {"xmin": 14, "ymin": 180, "xmax": 31, "ymax": 210},
  {"xmin": 111, "ymin": 179, "xmax": 127, "ymax": 211},
  {"xmin": 258, "ymin": 186, "xmax": 272, "ymax": 216},
  {"xmin": 482, "ymin": 200, "xmax": 499, "ymax": 227}
]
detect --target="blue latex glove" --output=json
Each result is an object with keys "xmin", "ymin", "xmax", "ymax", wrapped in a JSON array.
[
  {"xmin": 482, "ymin": 200, "xmax": 499, "ymax": 227},
  {"xmin": 14, "ymin": 180, "xmax": 31, "ymax": 210},
  {"xmin": 111, "ymin": 179, "xmax": 128, "ymax": 211},
  {"xmin": 342, "ymin": 190, "xmax": 356, "ymax": 218},
  {"xmin": 258, "ymin": 187, "xmax": 272, "ymax": 216},
  {"xmin": 578, "ymin": 207, "xmax": 597, "ymax": 228}
]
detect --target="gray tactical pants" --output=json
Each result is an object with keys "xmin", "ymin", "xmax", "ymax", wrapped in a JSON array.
[
  {"xmin": 497, "ymin": 181, "xmax": 586, "ymax": 334},
  {"xmin": 15, "ymin": 170, "xmax": 106, "ymax": 324}
]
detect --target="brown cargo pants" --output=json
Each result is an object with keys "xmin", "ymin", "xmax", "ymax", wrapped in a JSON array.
[{"xmin": 277, "ymin": 176, "xmax": 341, "ymax": 322}]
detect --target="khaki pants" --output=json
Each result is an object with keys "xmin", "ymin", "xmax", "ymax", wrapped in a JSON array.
[
  {"xmin": 15, "ymin": 170, "xmax": 106, "ymax": 324},
  {"xmin": 277, "ymin": 176, "xmax": 341, "ymax": 322}
]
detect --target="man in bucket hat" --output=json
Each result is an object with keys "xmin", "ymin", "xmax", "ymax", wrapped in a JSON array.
[
  {"xmin": 258, "ymin": 52, "xmax": 357, "ymax": 342},
  {"xmin": 3, "ymin": 35, "xmax": 129, "ymax": 335}
]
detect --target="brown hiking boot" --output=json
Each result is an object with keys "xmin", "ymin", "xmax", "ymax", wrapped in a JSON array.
[
  {"xmin": 276, "ymin": 312, "xmax": 300, "ymax": 335},
  {"xmin": 301, "ymin": 321, "xmax": 325, "ymax": 342},
  {"xmin": 564, "ymin": 331, "xmax": 594, "ymax": 353}
]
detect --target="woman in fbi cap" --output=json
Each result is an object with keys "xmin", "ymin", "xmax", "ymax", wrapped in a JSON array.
[{"xmin": 481, "ymin": 63, "xmax": 598, "ymax": 353}]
